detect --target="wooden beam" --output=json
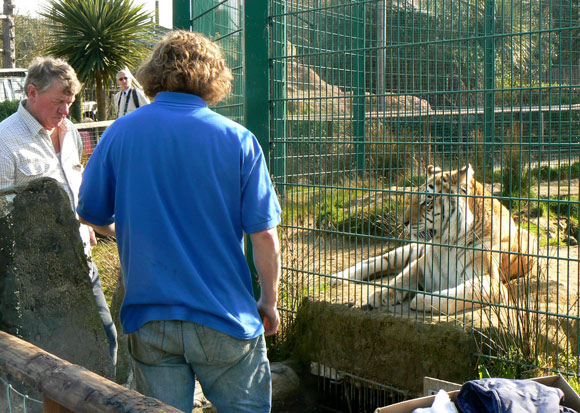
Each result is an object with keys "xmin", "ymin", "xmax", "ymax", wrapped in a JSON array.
[
  {"xmin": 43, "ymin": 397, "xmax": 74, "ymax": 413},
  {"xmin": 0, "ymin": 331, "xmax": 180, "ymax": 412}
]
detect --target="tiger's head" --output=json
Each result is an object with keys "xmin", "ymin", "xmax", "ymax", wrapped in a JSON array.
[{"xmin": 403, "ymin": 164, "xmax": 475, "ymax": 241}]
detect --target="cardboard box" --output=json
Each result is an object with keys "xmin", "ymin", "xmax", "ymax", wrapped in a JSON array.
[
  {"xmin": 423, "ymin": 377, "xmax": 462, "ymax": 396},
  {"xmin": 375, "ymin": 374, "xmax": 580, "ymax": 413}
]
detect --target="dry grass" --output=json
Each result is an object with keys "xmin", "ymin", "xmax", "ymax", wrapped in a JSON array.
[{"xmin": 92, "ymin": 237, "xmax": 121, "ymax": 304}]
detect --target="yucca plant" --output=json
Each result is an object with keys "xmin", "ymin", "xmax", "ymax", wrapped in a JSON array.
[{"xmin": 40, "ymin": 0, "xmax": 155, "ymax": 120}]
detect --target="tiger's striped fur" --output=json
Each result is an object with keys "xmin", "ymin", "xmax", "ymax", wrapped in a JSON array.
[{"xmin": 331, "ymin": 164, "xmax": 538, "ymax": 314}]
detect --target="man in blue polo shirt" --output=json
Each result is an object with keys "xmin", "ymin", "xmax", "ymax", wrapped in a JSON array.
[{"xmin": 77, "ymin": 30, "xmax": 281, "ymax": 412}]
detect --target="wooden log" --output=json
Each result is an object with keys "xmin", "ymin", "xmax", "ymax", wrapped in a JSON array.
[
  {"xmin": 43, "ymin": 397, "xmax": 74, "ymax": 413},
  {"xmin": 0, "ymin": 331, "xmax": 180, "ymax": 412}
]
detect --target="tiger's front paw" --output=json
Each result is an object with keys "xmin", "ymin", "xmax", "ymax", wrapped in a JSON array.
[
  {"xmin": 410, "ymin": 293, "xmax": 428, "ymax": 311},
  {"xmin": 367, "ymin": 289, "xmax": 386, "ymax": 309},
  {"xmin": 367, "ymin": 287, "xmax": 401, "ymax": 309},
  {"xmin": 411, "ymin": 294, "xmax": 446, "ymax": 313}
]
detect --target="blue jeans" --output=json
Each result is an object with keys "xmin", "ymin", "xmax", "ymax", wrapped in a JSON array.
[
  {"xmin": 128, "ymin": 320, "xmax": 271, "ymax": 412},
  {"xmin": 91, "ymin": 263, "xmax": 118, "ymax": 368}
]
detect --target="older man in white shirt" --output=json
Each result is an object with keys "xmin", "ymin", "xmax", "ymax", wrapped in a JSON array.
[
  {"xmin": 0, "ymin": 56, "xmax": 117, "ymax": 369},
  {"xmin": 113, "ymin": 69, "xmax": 150, "ymax": 118}
]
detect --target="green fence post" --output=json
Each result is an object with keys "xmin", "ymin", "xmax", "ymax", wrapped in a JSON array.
[
  {"xmin": 270, "ymin": 1, "xmax": 287, "ymax": 197},
  {"xmin": 484, "ymin": 0, "xmax": 495, "ymax": 166},
  {"xmin": 244, "ymin": 0, "xmax": 270, "ymax": 299},
  {"xmin": 353, "ymin": 1, "xmax": 366, "ymax": 176},
  {"xmin": 245, "ymin": 2, "xmax": 270, "ymax": 152},
  {"xmin": 172, "ymin": 0, "xmax": 191, "ymax": 30}
]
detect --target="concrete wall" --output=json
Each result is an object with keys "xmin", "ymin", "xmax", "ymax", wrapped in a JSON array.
[{"xmin": 290, "ymin": 299, "xmax": 479, "ymax": 396}]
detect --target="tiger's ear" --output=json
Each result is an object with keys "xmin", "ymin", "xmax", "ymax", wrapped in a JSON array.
[
  {"xmin": 427, "ymin": 165, "xmax": 442, "ymax": 175},
  {"xmin": 466, "ymin": 164, "xmax": 474, "ymax": 180},
  {"xmin": 458, "ymin": 164, "xmax": 474, "ymax": 191}
]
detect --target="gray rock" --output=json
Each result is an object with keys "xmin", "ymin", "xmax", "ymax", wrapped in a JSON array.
[
  {"xmin": 567, "ymin": 221, "xmax": 579, "ymax": 244},
  {"xmin": 190, "ymin": 362, "xmax": 301, "ymax": 412},
  {"xmin": 0, "ymin": 178, "xmax": 114, "ymax": 409},
  {"xmin": 271, "ymin": 362, "xmax": 301, "ymax": 403}
]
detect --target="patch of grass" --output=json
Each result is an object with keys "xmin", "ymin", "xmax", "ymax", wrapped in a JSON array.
[
  {"xmin": 92, "ymin": 237, "xmax": 121, "ymax": 305},
  {"xmin": 402, "ymin": 174, "xmax": 426, "ymax": 187},
  {"xmin": 314, "ymin": 192, "xmax": 403, "ymax": 239},
  {"xmin": 536, "ymin": 353, "xmax": 580, "ymax": 395},
  {"xmin": 501, "ymin": 149, "xmax": 535, "ymax": 203},
  {"xmin": 520, "ymin": 215, "xmax": 560, "ymax": 247},
  {"xmin": 479, "ymin": 353, "xmax": 580, "ymax": 394},
  {"xmin": 481, "ymin": 162, "xmax": 579, "ymax": 189},
  {"xmin": 547, "ymin": 194, "xmax": 579, "ymax": 219},
  {"xmin": 280, "ymin": 186, "xmax": 320, "ymax": 226},
  {"xmin": 518, "ymin": 194, "xmax": 579, "ymax": 247},
  {"xmin": 478, "ymin": 346, "xmax": 535, "ymax": 380},
  {"xmin": 569, "ymin": 377, "xmax": 580, "ymax": 395}
]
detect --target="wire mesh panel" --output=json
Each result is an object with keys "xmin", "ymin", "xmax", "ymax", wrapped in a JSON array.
[
  {"xmin": 192, "ymin": 0, "xmax": 244, "ymax": 123},
  {"xmin": 76, "ymin": 121, "xmax": 123, "ymax": 305},
  {"xmin": 271, "ymin": 0, "xmax": 580, "ymax": 394},
  {"xmin": 0, "ymin": 376, "xmax": 42, "ymax": 413}
]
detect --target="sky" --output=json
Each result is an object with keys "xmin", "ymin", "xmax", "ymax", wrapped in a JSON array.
[{"xmin": 15, "ymin": 0, "xmax": 173, "ymax": 28}]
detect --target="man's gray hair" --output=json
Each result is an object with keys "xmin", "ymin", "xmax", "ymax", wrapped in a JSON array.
[
  {"xmin": 25, "ymin": 56, "xmax": 82, "ymax": 96},
  {"xmin": 117, "ymin": 68, "xmax": 132, "ymax": 79}
]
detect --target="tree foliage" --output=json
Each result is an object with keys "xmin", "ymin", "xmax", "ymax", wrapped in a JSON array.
[
  {"xmin": 40, "ymin": 0, "xmax": 155, "ymax": 120},
  {"xmin": 14, "ymin": 15, "xmax": 52, "ymax": 68}
]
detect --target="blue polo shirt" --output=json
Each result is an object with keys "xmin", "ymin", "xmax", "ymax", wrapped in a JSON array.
[{"xmin": 77, "ymin": 92, "xmax": 281, "ymax": 338}]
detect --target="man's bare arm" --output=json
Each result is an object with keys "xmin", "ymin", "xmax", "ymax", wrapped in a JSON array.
[{"xmin": 250, "ymin": 227, "xmax": 281, "ymax": 336}]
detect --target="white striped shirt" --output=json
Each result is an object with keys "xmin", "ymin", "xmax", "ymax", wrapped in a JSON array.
[{"xmin": 0, "ymin": 101, "xmax": 92, "ymax": 259}]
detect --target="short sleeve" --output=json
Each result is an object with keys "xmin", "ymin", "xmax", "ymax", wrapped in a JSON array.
[
  {"xmin": 76, "ymin": 132, "xmax": 116, "ymax": 226},
  {"xmin": 240, "ymin": 133, "xmax": 281, "ymax": 234}
]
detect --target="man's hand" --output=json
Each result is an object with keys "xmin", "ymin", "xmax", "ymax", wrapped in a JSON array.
[
  {"xmin": 88, "ymin": 226, "xmax": 98, "ymax": 246},
  {"xmin": 257, "ymin": 300, "xmax": 280, "ymax": 336},
  {"xmin": 250, "ymin": 227, "xmax": 281, "ymax": 336}
]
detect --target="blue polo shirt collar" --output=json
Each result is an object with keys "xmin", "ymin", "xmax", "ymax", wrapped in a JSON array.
[{"xmin": 154, "ymin": 91, "xmax": 208, "ymax": 107}]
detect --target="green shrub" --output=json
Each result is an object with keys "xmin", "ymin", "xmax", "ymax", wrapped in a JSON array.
[
  {"xmin": 0, "ymin": 100, "xmax": 19, "ymax": 122},
  {"xmin": 534, "ymin": 162, "xmax": 580, "ymax": 182},
  {"xmin": 70, "ymin": 97, "xmax": 82, "ymax": 123},
  {"xmin": 315, "ymin": 194, "xmax": 404, "ymax": 239},
  {"xmin": 546, "ymin": 194, "xmax": 579, "ymax": 221},
  {"xmin": 571, "ymin": 163, "xmax": 580, "ymax": 177}
]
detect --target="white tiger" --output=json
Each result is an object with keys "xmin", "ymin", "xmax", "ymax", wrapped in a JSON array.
[{"xmin": 332, "ymin": 164, "xmax": 538, "ymax": 314}]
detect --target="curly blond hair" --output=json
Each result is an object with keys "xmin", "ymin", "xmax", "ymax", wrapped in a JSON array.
[{"xmin": 136, "ymin": 30, "xmax": 232, "ymax": 105}]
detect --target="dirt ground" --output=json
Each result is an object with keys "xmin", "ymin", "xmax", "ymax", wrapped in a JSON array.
[{"xmin": 487, "ymin": 179, "xmax": 579, "ymax": 198}]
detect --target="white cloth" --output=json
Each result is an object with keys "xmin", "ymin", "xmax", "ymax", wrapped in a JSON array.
[
  {"xmin": 413, "ymin": 390, "xmax": 458, "ymax": 413},
  {"xmin": 113, "ymin": 87, "xmax": 150, "ymax": 117},
  {"xmin": 0, "ymin": 101, "xmax": 92, "ymax": 264}
]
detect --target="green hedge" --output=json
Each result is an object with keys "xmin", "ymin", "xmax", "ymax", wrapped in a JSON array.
[{"xmin": 0, "ymin": 100, "xmax": 19, "ymax": 122}]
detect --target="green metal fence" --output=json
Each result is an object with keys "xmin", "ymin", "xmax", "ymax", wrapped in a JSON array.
[
  {"xmin": 271, "ymin": 0, "xmax": 580, "ymax": 387},
  {"xmin": 181, "ymin": 0, "xmax": 580, "ymax": 407}
]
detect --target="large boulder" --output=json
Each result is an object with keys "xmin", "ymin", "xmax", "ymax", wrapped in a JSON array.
[
  {"xmin": 290, "ymin": 299, "xmax": 478, "ymax": 396},
  {"xmin": 0, "ymin": 177, "xmax": 113, "ymax": 403}
]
